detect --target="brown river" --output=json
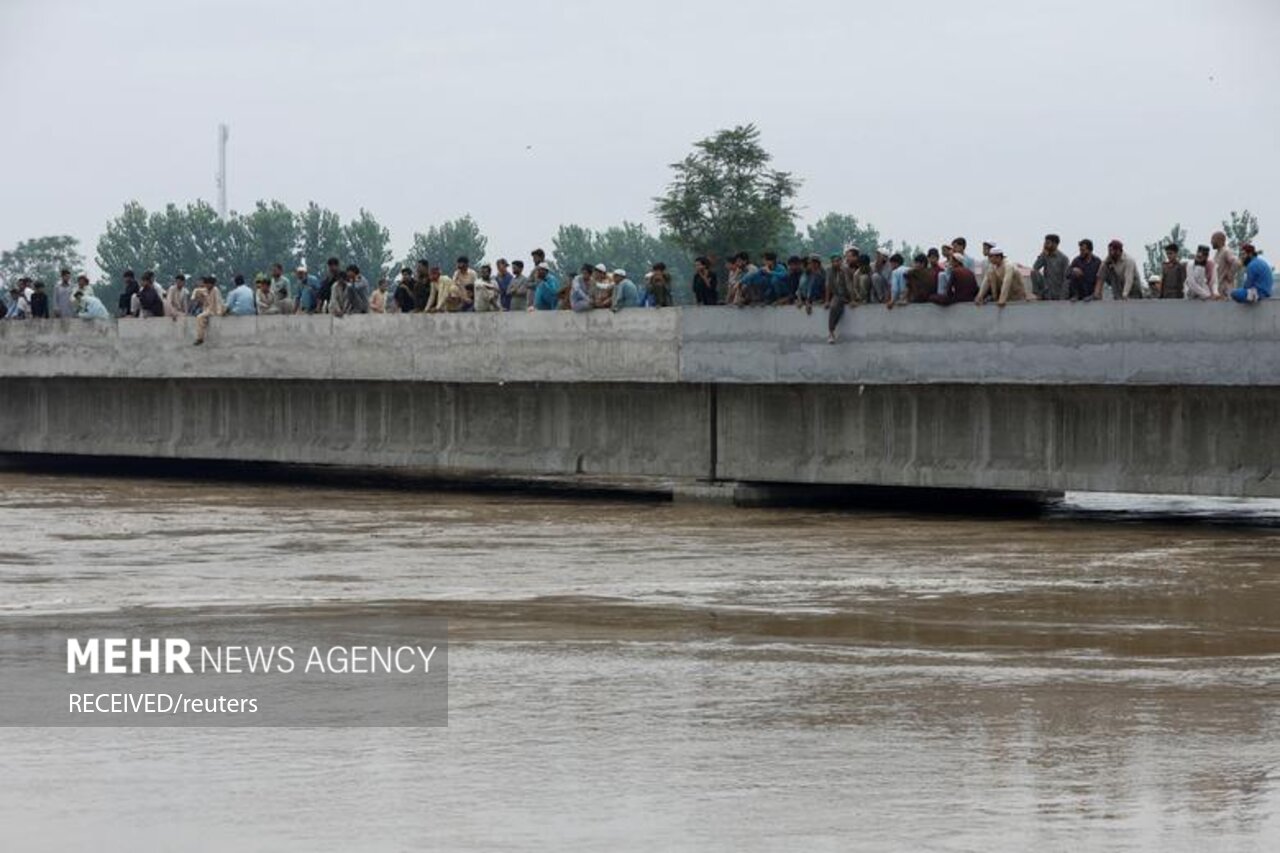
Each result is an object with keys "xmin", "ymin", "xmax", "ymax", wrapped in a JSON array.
[{"xmin": 0, "ymin": 471, "xmax": 1277, "ymax": 851}]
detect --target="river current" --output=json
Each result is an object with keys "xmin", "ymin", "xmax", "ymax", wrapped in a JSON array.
[{"xmin": 0, "ymin": 471, "xmax": 1276, "ymax": 851}]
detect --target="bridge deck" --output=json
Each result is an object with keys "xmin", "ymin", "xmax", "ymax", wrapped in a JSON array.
[
  {"xmin": 1, "ymin": 301, "xmax": 1276, "ymax": 387},
  {"xmin": 1, "ymin": 304, "xmax": 1277, "ymax": 499}
]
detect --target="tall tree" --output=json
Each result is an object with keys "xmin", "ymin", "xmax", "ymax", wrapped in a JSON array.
[
  {"xmin": 1221, "ymin": 210, "xmax": 1259, "ymax": 252},
  {"xmin": 343, "ymin": 209, "xmax": 393, "ymax": 282},
  {"xmin": 148, "ymin": 203, "xmax": 197, "ymax": 282},
  {"xmin": 552, "ymin": 222, "xmax": 695, "ymax": 302},
  {"xmin": 550, "ymin": 224, "xmax": 597, "ymax": 276},
  {"xmin": 1143, "ymin": 224, "xmax": 1190, "ymax": 280},
  {"xmin": 145, "ymin": 201, "xmax": 232, "ymax": 283},
  {"xmin": 596, "ymin": 222, "xmax": 693, "ymax": 300},
  {"xmin": 799, "ymin": 213, "xmax": 882, "ymax": 259},
  {"xmin": 403, "ymin": 215, "xmax": 488, "ymax": 269},
  {"xmin": 237, "ymin": 200, "xmax": 300, "ymax": 276},
  {"xmin": 0, "ymin": 235, "xmax": 85, "ymax": 286},
  {"xmin": 886, "ymin": 239, "xmax": 924, "ymax": 261},
  {"xmin": 654, "ymin": 124, "xmax": 799, "ymax": 263},
  {"xmin": 296, "ymin": 202, "xmax": 347, "ymax": 274},
  {"xmin": 96, "ymin": 201, "xmax": 158, "ymax": 284},
  {"xmin": 185, "ymin": 201, "xmax": 235, "ymax": 282}
]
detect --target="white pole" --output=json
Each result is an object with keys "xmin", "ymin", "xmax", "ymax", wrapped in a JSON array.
[{"xmin": 216, "ymin": 123, "xmax": 229, "ymax": 220}]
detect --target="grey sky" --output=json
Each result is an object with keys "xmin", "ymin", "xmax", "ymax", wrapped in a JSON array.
[{"xmin": 2, "ymin": 0, "xmax": 1277, "ymax": 274}]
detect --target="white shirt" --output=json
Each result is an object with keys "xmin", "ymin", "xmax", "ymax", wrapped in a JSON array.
[
  {"xmin": 473, "ymin": 279, "xmax": 502, "ymax": 312},
  {"xmin": 1185, "ymin": 263, "xmax": 1214, "ymax": 300}
]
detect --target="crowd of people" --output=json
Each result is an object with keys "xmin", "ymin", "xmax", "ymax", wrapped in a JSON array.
[
  {"xmin": 2, "ymin": 232, "xmax": 1272, "ymax": 346},
  {"xmin": 723, "ymin": 232, "xmax": 1273, "ymax": 342}
]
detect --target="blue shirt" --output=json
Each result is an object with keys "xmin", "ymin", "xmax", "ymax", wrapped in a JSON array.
[
  {"xmin": 611, "ymin": 279, "xmax": 640, "ymax": 310},
  {"xmin": 77, "ymin": 295, "xmax": 109, "ymax": 319},
  {"xmin": 1244, "ymin": 255, "xmax": 1274, "ymax": 298},
  {"xmin": 890, "ymin": 266, "xmax": 908, "ymax": 301},
  {"xmin": 533, "ymin": 274, "xmax": 560, "ymax": 310},
  {"xmin": 570, "ymin": 276, "xmax": 593, "ymax": 312},
  {"xmin": 740, "ymin": 263, "xmax": 787, "ymax": 301},
  {"xmin": 225, "ymin": 285, "xmax": 256, "ymax": 316},
  {"xmin": 297, "ymin": 274, "xmax": 320, "ymax": 312},
  {"xmin": 765, "ymin": 264, "xmax": 789, "ymax": 301},
  {"xmin": 496, "ymin": 272, "xmax": 514, "ymax": 310}
]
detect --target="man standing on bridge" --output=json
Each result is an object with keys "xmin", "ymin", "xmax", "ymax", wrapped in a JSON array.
[
  {"xmin": 531, "ymin": 263, "xmax": 560, "ymax": 311},
  {"xmin": 1211, "ymin": 231, "xmax": 1242, "ymax": 297},
  {"xmin": 294, "ymin": 266, "xmax": 320, "ymax": 314},
  {"xmin": 1031, "ymin": 234, "xmax": 1069, "ymax": 300},
  {"xmin": 318, "ymin": 257, "xmax": 343, "ymax": 313},
  {"xmin": 1068, "ymin": 239, "xmax": 1101, "ymax": 301},
  {"xmin": 1157, "ymin": 244, "xmax": 1187, "ymax": 299},
  {"xmin": 165, "ymin": 274, "xmax": 190, "ymax": 317},
  {"xmin": 1099, "ymin": 240, "xmax": 1143, "ymax": 300},
  {"xmin": 53, "ymin": 268, "xmax": 75, "ymax": 318}
]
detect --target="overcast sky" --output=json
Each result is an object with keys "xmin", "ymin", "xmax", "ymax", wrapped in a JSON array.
[{"xmin": 2, "ymin": 0, "xmax": 1277, "ymax": 273}]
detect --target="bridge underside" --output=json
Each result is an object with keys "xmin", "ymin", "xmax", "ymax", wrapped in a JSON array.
[{"xmin": 0, "ymin": 378, "xmax": 1274, "ymax": 499}]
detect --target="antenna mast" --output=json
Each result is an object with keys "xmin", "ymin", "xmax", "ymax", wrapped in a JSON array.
[{"xmin": 216, "ymin": 123, "xmax": 229, "ymax": 219}]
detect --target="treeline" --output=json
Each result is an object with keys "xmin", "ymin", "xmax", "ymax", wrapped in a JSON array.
[
  {"xmin": 2, "ymin": 124, "xmax": 1266, "ymax": 311},
  {"xmin": 1140, "ymin": 212, "xmax": 1259, "ymax": 280},
  {"xmin": 1, "ymin": 125, "xmax": 920, "ymax": 309},
  {"xmin": 94, "ymin": 200, "xmax": 393, "ymax": 294}
]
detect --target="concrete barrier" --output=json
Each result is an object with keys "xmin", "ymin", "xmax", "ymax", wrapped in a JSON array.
[
  {"xmin": 676, "ymin": 301, "xmax": 1280, "ymax": 385},
  {"xmin": 1, "ymin": 302, "xmax": 1277, "ymax": 498},
  {"xmin": 0, "ymin": 311, "xmax": 682, "ymax": 384},
  {"xmin": 1, "ymin": 301, "xmax": 1275, "ymax": 386}
]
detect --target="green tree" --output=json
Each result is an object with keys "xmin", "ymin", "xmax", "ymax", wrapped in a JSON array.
[
  {"xmin": 343, "ymin": 209, "xmax": 393, "ymax": 282},
  {"xmin": 798, "ymin": 213, "xmax": 882, "ymax": 259},
  {"xmin": 0, "ymin": 235, "xmax": 85, "ymax": 286},
  {"xmin": 145, "ymin": 201, "xmax": 231, "ymax": 283},
  {"xmin": 654, "ymin": 124, "xmax": 799, "ymax": 263},
  {"xmin": 148, "ymin": 203, "xmax": 197, "ymax": 281},
  {"xmin": 1222, "ymin": 210, "xmax": 1259, "ymax": 252},
  {"xmin": 594, "ymin": 222, "xmax": 679, "ymax": 275},
  {"xmin": 96, "ymin": 201, "xmax": 158, "ymax": 284},
  {"xmin": 1143, "ymin": 224, "xmax": 1190, "ymax": 280},
  {"xmin": 596, "ymin": 222, "xmax": 694, "ymax": 302},
  {"xmin": 236, "ymin": 200, "xmax": 300, "ymax": 277},
  {"xmin": 403, "ymin": 215, "xmax": 488, "ymax": 269},
  {"xmin": 296, "ymin": 202, "xmax": 347, "ymax": 274},
  {"xmin": 550, "ymin": 224, "xmax": 597, "ymax": 277},
  {"xmin": 553, "ymin": 222, "xmax": 696, "ymax": 303},
  {"xmin": 186, "ymin": 201, "xmax": 235, "ymax": 282},
  {"xmin": 886, "ymin": 240, "xmax": 924, "ymax": 261}
]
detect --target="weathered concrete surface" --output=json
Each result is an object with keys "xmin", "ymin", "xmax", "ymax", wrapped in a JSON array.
[
  {"xmin": 0, "ymin": 377, "xmax": 1274, "ymax": 498},
  {"xmin": 1, "ymin": 301, "xmax": 1276, "ymax": 386},
  {"xmin": 715, "ymin": 384, "xmax": 1280, "ymax": 498},
  {"xmin": 0, "ymin": 379, "xmax": 712, "ymax": 480},
  {"xmin": 677, "ymin": 301, "xmax": 1280, "ymax": 385},
  {"xmin": 0, "ymin": 311, "xmax": 682, "ymax": 384},
  {"xmin": 1, "ymin": 303, "xmax": 1278, "ymax": 499}
]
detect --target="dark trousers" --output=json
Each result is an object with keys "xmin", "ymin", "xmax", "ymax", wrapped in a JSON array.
[
  {"xmin": 828, "ymin": 298, "xmax": 846, "ymax": 333},
  {"xmin": 1069, "ymin": 278, "xmax": 1094, "ymax": 300}
]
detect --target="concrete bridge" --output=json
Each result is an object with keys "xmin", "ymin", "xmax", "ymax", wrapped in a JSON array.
[{"xmin": 1, "ymin": 302, "xmax": 1277, "ymax": 502}]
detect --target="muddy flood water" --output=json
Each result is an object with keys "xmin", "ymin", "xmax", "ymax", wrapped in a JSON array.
[{"xmin": 0, "ymin": 471, "xmax": 1277, "ymax": 852}]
